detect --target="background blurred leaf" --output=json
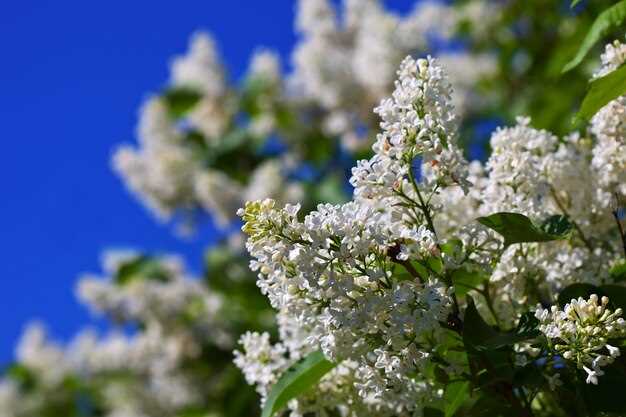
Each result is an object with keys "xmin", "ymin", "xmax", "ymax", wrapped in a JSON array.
[
  {"xmin": 610, "ymin": 260, "xmax": 626, "ymax": 282},
  {"xmin": 563, "ymin": 0, "xmax": 626, "ymax": 72},
  {"xmin": 163, "ymin": 87, "xmax": 202, "ymax": 118},
  {"xmin": 114, "ymin": 256, "xmax": 170, "ymax": 285}
]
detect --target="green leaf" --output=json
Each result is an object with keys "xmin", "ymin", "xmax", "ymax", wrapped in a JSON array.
[
  {"xmin": 515, "ymin": 312, "xmax": 540, "ymax": 335},
  {"xmin": 463, "ymin": 297, "xmax": 499, "ymax": 352},
  {"xmin": 570, "ymin": 0, "xmax": 582, "ymax": 7},
  {"xmin": 513, "ymin": 363, "xmax": 545, "ymax": 390},
  {"xmin": 576, "ymin": 63, "xmax": 626, "ymax": 121},
  {"xmin": 261, "ymin": 350, "xmax": 336, "ymax": 417},
  {"xmin": 557, "ymin": 283, "xmax": 601, "ymax": 307},
  {"xmin": 563, "ymin": 0, "xmax": 626, "ymax": 73},
  {"xmin": 115, "ymin": 256, "xmax": 170, "ymax": 286},
  {"xmin": 610, "ymin": 260, "xmax": 626, "ymax": 283},
  {"xmin": 434, "ymin": 365, "xmax": 450, "ymax": 384},
  {"xmin": 444, "ymin": 381, "xmax": 470, "ymax": 417},
  {"xmin": 477, "ymin": 212, "xmax": 572, "ymax": 247},
  {"xmin": 5, "ymin": 364, "xmax": 36, "ymax": 391},
  {"xmin": 424, "ymin": 407, "xmax": 445, "ymax": 417},
  {"xmin": 463, "ymin": 298, "xmax": 538, "ymax": 350},
  {"xmin": 599, "ymin": 284, "xmax": 626, "ymax": 310},
  {"xmin": 467, "ymin": 394, "xmax": 515, "ymax": 417},
  {"xmin": 451, "ymin": 268, "xmax": 488, "ymax": 297},
  {"xmin": 483, "ymin": 331, "xmax": 540, "ymax": 350},
  {"xmin": 162, "ymin": 87, "xmax": 202, "ymax": 118},
  {"xmin": 441, "ymin": 239, "xmax": 463, "ymax": 258},
  {"xmin": 539, "ymin": 215, "xmax": 573, "ymax": 236},
  {"xmin": 583, "ymin": 366, "xmax": 626, "ymax": 413}
]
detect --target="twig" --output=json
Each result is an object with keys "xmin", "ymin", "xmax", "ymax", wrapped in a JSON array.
[
  {"xmin": 549, "ymin": 186, "xmax": 593, "ymax": 251},
  {"xmin": 611, "ymin": 192, "xmax": 626, "ymax": 257}
]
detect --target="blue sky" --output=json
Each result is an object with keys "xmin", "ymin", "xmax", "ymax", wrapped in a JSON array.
[{"xmin": 0, "ymin": 1, "xmax": 416, "ymax": 364}]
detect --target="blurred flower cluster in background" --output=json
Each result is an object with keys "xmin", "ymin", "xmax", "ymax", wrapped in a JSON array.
[{"xmin": 2, "ymin": 1, "xmax": 626, "ymax": 416}]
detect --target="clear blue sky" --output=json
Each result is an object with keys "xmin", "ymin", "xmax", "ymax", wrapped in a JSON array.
[{"xmin": 0, "ymin": 0, "xmax": 416, "ymax": 364}]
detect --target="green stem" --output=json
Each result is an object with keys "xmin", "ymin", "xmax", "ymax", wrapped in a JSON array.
[{"xmin": 482, "ymin": 281, "xmax": 502, "ymax": 329}]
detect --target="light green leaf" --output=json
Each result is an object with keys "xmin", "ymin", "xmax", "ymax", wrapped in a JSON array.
[
  {"xmin": 451, "ymin": 268, "xmax": 487, "ymax": 297},
  {"xmin": 571, "ymin": 0, "xmax": 583, "ymax": 8},
  {"xmin": 563, "ymin": 0, "xmax": 626, "ymax": 73},
  {"xmin": 477, "ymin": 212, "xmax": 572, "ymax": 247},
  {"xmin": 577, "ymin": 63, "xmax": 626, "ymax": 121},
  {"xmin": 610, "ymin": 260, "xmax": 626, "ymax": 282},
  {"xmin": 444, "ymin": 381, "xmax": 470, "ymax": 417},
  {"xmin": 262, "ymin": 350, "xmax": 336, "ymax": 417}
]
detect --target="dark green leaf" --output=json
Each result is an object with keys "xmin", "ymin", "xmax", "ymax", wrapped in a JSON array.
[
  {"xmin": 610, "ymin": 260, "xmax": 626, "ymax": 283},
  {"xmin": 434, "ymin": 366, "xmax": 450, "ymax": 384},
  {"xmin": 583, "ymin": 366, "xmax": 626, "ymax": 413},
  {"xmin": 184, "ymin": 130, "xmax": 209, "ymax": 153},
  {"xmin": 515, "ymin": 312, "xmax": 540, "ymax": 335},
  {"xmin": 467, "ymin": 394, "xmax": 515, "ymax": 417},
  {"xmin": 577, "ymin": 63, "xmax": 626, "ymax": 121},
  {"xmin": 115, "ymin": 256, "xmax": 170, "ymax": 286},
  {"xmin": 463, "ymin": 297, "xmax": 499, "ymax": 352},
  {"xmin": 557, "ymin": 283, "xmax": 601, "ymax": 307},
  {"xmin": 482, "ymin": 330, "xmax": 541, "ymax": 350},
  {"xmin": 563, "ymin": 0, "xmax": 626, "ymax": 73},
  {"xmin": 539, "ymin": 215, "xmax": 573, "ymax": 236},
  {"xmin": 513, "ymin": 363, "xmax": 545, "ymax": 389},
  {"xmin": 599, "ymin": 284, "xmax": 626, "ymax": 310},
  {"xmin": 5, "ymin": 364, "xmax": 36, "ymax": 391},
  {"xmin": 477, "ymin": 212, "xmax": 572, "ymax": 247},
  {"xmin": 444, "ymin": 381, "xmax": 470, "ymax": 417},
  {"xmin": 423, "ymin": 407, "xmax": 445, "ymax": 417},
  {"xmin": 162, "ymin": 87, "xmax": 202, "ymax": 118},
  {"xmin": 464, "ymin": 298, "xmax": 538, "ymax": 350},
  {"xmin": 261, "ymin": 350, "xmax": 336, "ymax": 417}
]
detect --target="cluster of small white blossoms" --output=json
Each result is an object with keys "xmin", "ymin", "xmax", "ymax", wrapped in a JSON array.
[
  {"xmin": 113, "ymin": 32, "xmax": 302, "ymax": 227},
  {"xmin": 170, "ymin": 31, "xmax": 232, "ymax": 139},
  {"xmin": 0, "ymin": 252, "xmax": 233, "ymax": 417},
  {"xmin": 76, "ymin": 250, "xmax": 231, "ymax": 348},
  {"xmin": 492, "ymin": 50, "xmax": 626, "ymax": 310},
  {"xmin": 0, "ymin": 323, "xmax": 205, "ymax": 417},
  {"xmin": 428, "ymin": 62, "xmax": 625, "ymax": 323},
  {"xmin": 237, "ymin": 56, "xmax": 468, "ymax": 415},
  {"xmin": 590, "ymin": 40, "xmax": 626, "ymax": 210},
  {"xmin": 290, "ymin": 0, "xmax": 497, "ymax": 151},
  {"xmin": 236, "ymin": 40, "xmax": 626, "ymax": 412},
  {"xmin": 535, "ymin": 295, "xmax": 626, "ymax": 384},
  {"xmin": 114, "ymin": 1, "xmax": 500, "ymax": 229},
  {"xmin": 350, "ymin": 55, "xmax": 470, "ymax": 202},
  {"xmin": 235, "ymin": 310, "xmax": 409, "ymax": 417}
]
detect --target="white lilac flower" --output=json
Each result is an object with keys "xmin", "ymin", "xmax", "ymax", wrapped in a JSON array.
[
  {"xmin": 290, "ymin": 0, "xmax": 497, "ymax": 151},
  {"xmin": 535, "ymin": 295, "xmax": 626, "ymax": 384},
  {"xmin": 590, "ymin": 40, "xmax": 626, "ymax": 210},
  {"xmin": 170, "ymin": 31, "xmax": 225, "ymax": 97}
]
